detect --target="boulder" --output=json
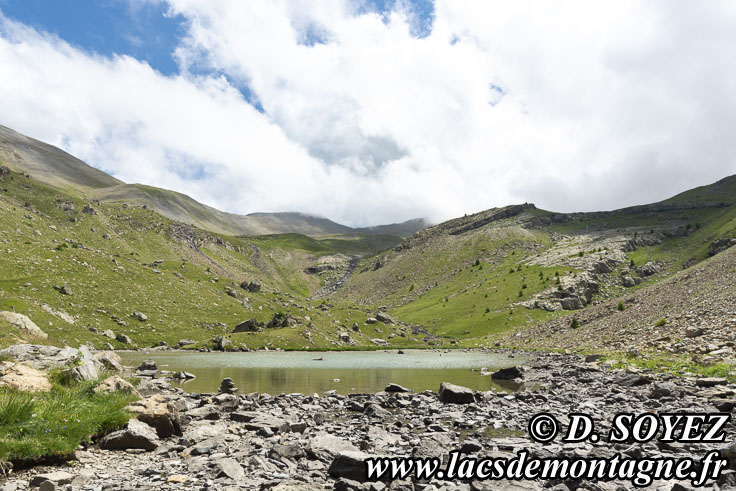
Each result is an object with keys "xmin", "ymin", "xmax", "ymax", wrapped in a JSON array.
[
  {"xmin": 137, "ymin": 359, "xmax": 157, "ymax": 371},
  {"xmin": 100, "ymin": 419, "xmax": 160, "ymax": 451},
  {"xmin": 270, "ymin": 444, "xmax": 306, "ymax": 460},
  {"xmin": 96, "ymin": 352, "xmax": 124, "ymax": 371},
  {"xmin": 213, "ymin": 335, "xmax": 231, "ymax": 351},
  {"xmin": 375, "ymin": 313, "xmax": 395, "ymax": 324},
  {"xmin": 328, "ymin": 450, "xmax": 376, "ymax": 482},
  {"xmin": 240, "ymin": 281, "xmax": 261, "ymax": 292},
  {"xmin": 384, "ymin": 383, "xmax": 410, "ymax": 393},
  {"xmin": 53, "ymin": 284, "xmax": 73, "ymax": 296},
  {"xmin": 29, "ymin": 471, "xmax": 75, "ymax": 487},
  {"xmin": 0, "ymin": 311, "xmax": 48, "ymax": 340},
  {"xmin": 307, "ymin": 433, "xmax": 359, "ymax": 461},
  {"xmin": 116, "ymin": 334, "xmax": 132, "ymax": 344},
  {"xmin": 94, "ymin": 375, "xmax": 141, "ymax": 398},
  {"xmin": 438, "ymin": 382, "xmax": 474, "ymax": 404},
  {"xmin": 622, "ymin": 276, "xmax": 637, "ymax": 287},
  {"xmin": 233, "ymin": 318, "xmax": 263, "ymax": 333},
  {"xmin": 695, "ymin": 377, "xmax": 728, "ymax": 388},
  {"xmin": 0, "ymin": 165, "xmax": 9, "ymax": 179},
  {"xmin": 59, "ymin": 346, "xmax": 102, "ymax": 382},
  {"xmin": 491, "ymin": 366, "xmax": 523, "ymax": 380},
  {"xmin": 0, "ymin": 344, "xmax": 81, "ymax": 370},
  {"xmin": 0, "ymin": 362, "xmax": 51, "ymax": 392},
  {"xmin": 132, "ymin": 311, "xmax": 148, "ymax": 322},
  {"xmin": 338, "ymin": 332, "xmax": 355, "ymax": 345},
  {"xmin": 213, "ymin": 458, "xmax": 245, "ymax": 480},
  {"xmin": 125, "ymin": 394, "xmax": 182, "ymax": 438},
  {"xmin": 613, "ymin": 371, "xmax": 652, "ymax": 387},
  {"xmin": 172, "ymin": 371, "xmax": 196, "ymax": 380}
]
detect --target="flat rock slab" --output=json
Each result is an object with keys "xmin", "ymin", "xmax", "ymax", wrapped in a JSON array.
[
  {"xmin": 438, "ymin": 381, "xmax": 474, "ymax": 403},
  {"xmin": 0, "ymin": 362, "xmax": 51, "ymax": 392},
  {"xmin": 29, "ymin": 471, "xmax": 75, "ymax": 487},
  {"xmin": 100, "ymin": 419, "xmax": 160, "ymax": 451}
]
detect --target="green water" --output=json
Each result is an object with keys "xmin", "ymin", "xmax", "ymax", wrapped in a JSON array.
[{"xmin": 120, "ymin": 350, "xmax": 530, "ymax": 395}]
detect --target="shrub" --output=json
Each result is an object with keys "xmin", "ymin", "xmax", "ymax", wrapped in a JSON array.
[
  {"xmin": 617, "ymin": 302, "xmax": 625, "ymax": 311},
  {"xmin": 474, "ymin": 259, "xmax": 480, "ymax": 266},
  {"xmin": 578, "ymin": 251, "xmax": 584, "ymax": 257},
  {"xmin": 409, "ymin": 284, "xmax": 414, "ymax": 292},
  {"xmin": 655, "ymin": 318, "xmax": 667, "ymax": 327},
  {"xmin": 570, "ymin": 318, "xmax": 580, "ymax": 329}
]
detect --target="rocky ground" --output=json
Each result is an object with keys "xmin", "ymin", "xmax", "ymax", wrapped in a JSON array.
[
  {"xmin": 509, "ymin": 246, "xmax": 736, "ymax": 365},
  {"xmin": 2, "ymin": 352, "xmax": 736, "ymax": 490}
]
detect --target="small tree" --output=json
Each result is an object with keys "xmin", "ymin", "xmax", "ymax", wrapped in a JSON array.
[
  {"xmin": 617, "ymin": 301, "xmax": 625, "ymax": 311},
  {"xmin": 570, "ymin": 317, "xmax": 580, "ymax": 329}
]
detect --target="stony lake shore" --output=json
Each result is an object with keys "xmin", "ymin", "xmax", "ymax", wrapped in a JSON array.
[{"xmin": 1, "ymin": 349, "xmax": 736, "ymax": 491}]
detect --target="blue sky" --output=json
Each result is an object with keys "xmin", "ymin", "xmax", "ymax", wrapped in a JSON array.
[
  {"xmin": 0, "ymin": 1, "xmax": 734, "ymax": 226},
  {"xmin": 0, "ymin": 0, "xmax": 434, "ymax": 75},
  {"xmin": 0, "ymin": 0, "xmax": 184, "ymax": 75}
]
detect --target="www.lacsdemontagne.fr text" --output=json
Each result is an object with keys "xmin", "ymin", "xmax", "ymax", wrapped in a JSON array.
[{"xmin": 365, "ymin": 449, "xmax": 728, "ymax": 487}]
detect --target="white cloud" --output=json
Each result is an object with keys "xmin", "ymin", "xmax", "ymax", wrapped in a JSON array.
[{"xmin": 1, "ymin": 1, "xmax": 736, "ymax": 226}]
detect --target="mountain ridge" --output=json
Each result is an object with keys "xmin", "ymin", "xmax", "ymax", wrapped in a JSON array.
[{"xmin": 0, "ymin": 124, "xmax": 428, "ymax": 238}]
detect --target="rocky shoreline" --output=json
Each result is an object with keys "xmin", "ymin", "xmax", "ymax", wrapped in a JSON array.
[{"xmin": 1, "ymin": 351, "xmax": 735, "ymax": 490}]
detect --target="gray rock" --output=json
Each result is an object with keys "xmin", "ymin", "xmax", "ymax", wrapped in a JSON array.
[
  {"xmin": 116, "ymin": 334, "xmax": 132, "ymax": 344},
  {"xmin": 328, "ymin": 451, "xmax": 376, "ymax": 482},
  {"xmin": 100, "ymin": 419, "xmax": 160, "ymax": 451},
  {"xmin": 29, "ymin": 472, "xmax": 75, "ymax": 487},
  {"xmin": 384, "ymin": 383, "xmax": 410, "ymax": 393},
  {"xmin": 491, "ymin": 366, "xmax": 523, "ymax": 380},
  {"xmin": 213, "ymin": 458, "xmax": 245, "ymax": 480},
  {"xmin": 613, "ymin": 372, "xmax": 652, "ymax": 387},
  {"xmin": 438, "ymin": 382, "xmax": 474, "ymax": 404},
  {"xmin": 234, "ymin": 318, "xmax": 263, "ymax": 333},
  {"xmin": 695, "ymin": 377, "xmax": 728, "ymax": 388},
  {"xmin": 137, "ymin": 359, "xmax": 157, "ymax": 371},
  {"xmin": 132, "ymin": 311, "xmax": 148, "ymax": 322}
]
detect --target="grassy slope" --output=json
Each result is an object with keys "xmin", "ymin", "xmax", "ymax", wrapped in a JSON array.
[
  {"xmin": 0, "ymin": 170, "xmax": 416, "ymax": 351},
  {"xmin": 336, "ymin": 181, "xmax": 736, "ymax": 349}
]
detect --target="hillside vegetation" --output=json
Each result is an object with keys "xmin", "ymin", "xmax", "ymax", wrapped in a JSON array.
[{"xmin": 1, "ymin": 125, "xmax": 736, "ymax": 362}]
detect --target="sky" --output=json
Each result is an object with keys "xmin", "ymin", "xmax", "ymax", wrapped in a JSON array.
[{"xmin": 0, "ymin": 1, "xmax": 735, "ymax": 227}]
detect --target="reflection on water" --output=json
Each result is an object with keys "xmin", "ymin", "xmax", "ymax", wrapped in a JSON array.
[{"xmin": 120, "ymin": 350, "xmax": 530, "ymax": 395}]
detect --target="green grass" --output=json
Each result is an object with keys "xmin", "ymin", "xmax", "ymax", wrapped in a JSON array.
[
  {"xmin": 0, "ymin": 169, "xmax": 423, "ymax": 351},
  {"xmin": 0, "ymin": 381, "xmax": 137, "ymax": 462},
  {"xmin": 604, "ymin": 354, "xmax": 736, "ymax": 383}
]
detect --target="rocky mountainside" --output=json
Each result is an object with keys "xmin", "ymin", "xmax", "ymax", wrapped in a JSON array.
[
  {"xmin": 2, "ymin": 123, "xmax": 736, "ymax": 359},
  {"xmin": 507, "ymin": 244, "xmax": 736, "ymax": 363}
]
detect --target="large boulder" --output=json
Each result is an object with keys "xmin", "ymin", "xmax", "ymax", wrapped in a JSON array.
[
  {"xmin": 233, "ymin": 318, "xmax": 263, "ymax": 333},
  {"xmin": 60, "ymin": 346, "xmax": 103, "ymax": 382},
  {"xmin": 95, "ymin": 352, "xmax": 124, "ymax": 371},
  {"xmin": 307, "ymin": 433, "xmax": 359, "ymax": 461},
  {"xmin": 0, "ymin": 165, "xmax": 10, "ymax": 179},
  {"xmin": 0, "ymin": 362, "xmax": 51, "ymax": 392},
  {"xmin": 213, "ymin": 458, "xmax": 245, "ymax": 480},
  {"xmin": 0, "ymin": 344, "xmax": 102, "ymax": 382},
  {"xmin": 491, "ymin": 366, "xmax": 523, "ymax": 380},
  {"xmin": 0, "ymin": 312, "xmax": 48, "ymax": 340},
  {"xmin": 125, "ymin": 394, "xmax": 182, "ymax": 438},
  {"xmin": 100, "ymin": 419, "xmax": 160, "ymax": 451},
  {"xmin": 438, "ymin": 382, "xmax": 474, "ymax": 404},
  {"xmin": 94, "ymin": 375, "xmax": 141, "ymax": 398},
  {"xmin": 328, "ymin": 451, "xmax": 379, "ymax": 482}
]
